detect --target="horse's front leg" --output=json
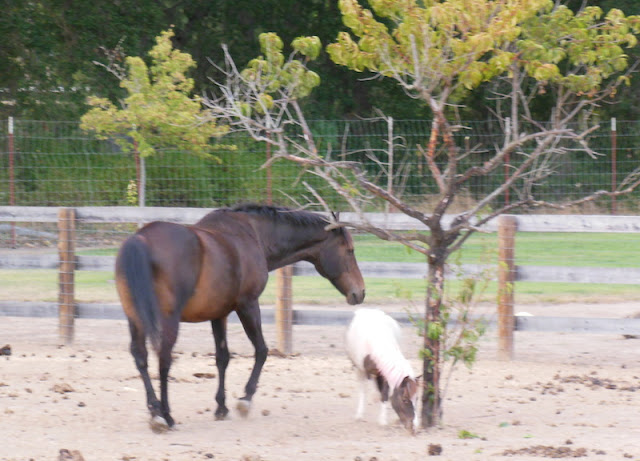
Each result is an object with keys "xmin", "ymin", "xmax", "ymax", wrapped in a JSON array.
[
  {"xmin": 355, "ymin": 371, "xmax": 367, "ymax": 420},
  {"xmin": 211, "ymin": 317, "xmax": 230, "ymax": 420},
  {"xmin": 375, "ymin": 375, "xmax": 390, "ymax": 426},
  {"xmin": 235, "ymin": 300, "xmax": 268, "ymax": 417}
]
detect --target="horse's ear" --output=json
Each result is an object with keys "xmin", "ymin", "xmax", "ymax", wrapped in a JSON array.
[
  {"xmin": 401, "ymin": 376, "xmax": 419, "ymax": 396},
  {"xmin": 324, "ymin": 211, "xmax": 342, "ymax": 231}
]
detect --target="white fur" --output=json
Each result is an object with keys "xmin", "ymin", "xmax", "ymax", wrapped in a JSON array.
[{"xmin": 345, "ymin": 308, "xmax": 417, "ymax": 427}]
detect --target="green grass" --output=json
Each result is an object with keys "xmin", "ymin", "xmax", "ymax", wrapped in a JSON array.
[
  {"xmin": 509, "ymin": 232, "xmax": 640, "ymax": 267},
  {"xmin": 353, "ymin": 232, "xmax": 640, "ymax": 267},
  {"xmin": 78, "ymin": 248, "xmax": 117, "ymax": 256},
  {"xmin": 4, "ymin": 272, "xmax": 639, "ymax": 306},
  {"xmin": 0, "ymin": 269, "xmax": 118, "ymax": 303},
  {"xmin": 79, "ymin": 231, "xmax": 640, "ymax": 267},
  {"xmin": 6, "ymin": 231, "xmax": 640, "ymax": 305},
  {"xmin": 350, "ymin": 232, "xmax": 640, "ymax": 304}
]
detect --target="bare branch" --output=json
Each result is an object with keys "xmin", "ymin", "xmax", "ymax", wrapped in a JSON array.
[
  {"xmin": 92, "ymin": 38, "xmax": 128, "ymax": 81},
  {"xmin": 456, "ymin": 128, "xmax": 571, "ymax": 185}
]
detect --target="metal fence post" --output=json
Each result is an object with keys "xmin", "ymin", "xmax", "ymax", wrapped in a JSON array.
[
  {"xmin": 8, "ymin": 117, "xmax": 16, "ymax": 247},
  {"xmin": 611, "ymin": 117, "xmax": 617, "ymax": 215},
  {"xmin": 497, "ymin": 215, "xmax": 517, "ymax": 360},
  {"xmin": 58, "ymin": 207, "xmax": 76, "ymax": 344},
  {"xmin": 503, "ymin": 117, "xmax": 511, "ymax": 207}
]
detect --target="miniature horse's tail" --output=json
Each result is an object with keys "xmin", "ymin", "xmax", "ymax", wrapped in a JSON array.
[{"xmin": 117, "ymin": 236, "xmax": 162, "ymax": 352}]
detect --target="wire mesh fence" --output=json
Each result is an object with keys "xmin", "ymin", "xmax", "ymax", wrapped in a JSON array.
[
  {"xmin": 1, "ymin": 118, "xmax": 640, "ymax": 349},
  {"xmin": 1, "ymin": 118, "xmax": 639, "ymax": 212}
]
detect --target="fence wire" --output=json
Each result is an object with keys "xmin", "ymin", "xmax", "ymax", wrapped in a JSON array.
[
  {"xmin": 2, "ymin": 118, "xmax": 640, "ymax": 348},
  {"xmin": 1, "ymin": 119, "xmax": 638, "ymax": 213}
]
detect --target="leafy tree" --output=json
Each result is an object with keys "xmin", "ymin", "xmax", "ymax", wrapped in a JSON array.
[
  {"xmin": 0, "ymin": 0, "xmax": 169, "ymax": 119},
  {"xmin": 81, "ymin": 29, "xmax": 228, "ymax": 206},
  {"xmin": 1, "ymin": 0, "xmax": 431, "ymax": 120},
  {"xmin": 204, "ymin": 0, "xmax": 640, "ymax": 429}
]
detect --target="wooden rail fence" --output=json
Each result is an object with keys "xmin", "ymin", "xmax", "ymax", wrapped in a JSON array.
[{"xmin": 1, "ymin": 207, "xmax": 640, "ymax": 357}]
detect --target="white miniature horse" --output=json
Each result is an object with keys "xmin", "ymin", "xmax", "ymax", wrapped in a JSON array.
[{"xmin": 345, "ymin": 308, "xmax": 419, "ymax": 433}]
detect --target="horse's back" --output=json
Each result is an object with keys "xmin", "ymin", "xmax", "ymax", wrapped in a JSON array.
[
  {"xmin": 180, "ymin": 224, "xmax": 268, "ymax": 322},
  {"xmin": 195, "ymin": 208, "xmax": 256, "ymax": 235},
  {"xmin": 134, "ymin": 221, "xmax": 203, "ymax": 280},
  {"xmin": 193, "ymin": 209, "xmax": 269, "ymax": 290}
]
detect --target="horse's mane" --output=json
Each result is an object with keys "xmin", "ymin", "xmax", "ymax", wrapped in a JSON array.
[{"xmin": 229, "ymin": 203, "xmax": 335, "ymax": 230}]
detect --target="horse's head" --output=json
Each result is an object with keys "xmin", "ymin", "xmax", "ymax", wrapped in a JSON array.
[
  {"xmin": 391, "ymin": 376, "xmax": 420, "ymax": 434},
  {"xmin": 312, "ymin": 226, "xmax": 365, "ymax": 305}
]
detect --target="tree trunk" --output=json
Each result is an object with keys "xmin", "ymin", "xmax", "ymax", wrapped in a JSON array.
[{"xmin": 421, "ymin": 253, "xmax": 446, "ymax": 428}]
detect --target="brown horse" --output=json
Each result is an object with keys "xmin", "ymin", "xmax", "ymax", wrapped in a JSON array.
[{"xmin": 115, "ymin": 203, "xmax": 365, "ymax": 432}]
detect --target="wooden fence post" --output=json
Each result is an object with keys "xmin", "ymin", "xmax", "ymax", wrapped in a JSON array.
[
  {"xmin": 58, "ymin": 208, "xmax": 76, "ymax": 344},
  {"xmin": 497, "ymin": 215, "xmax": 517, "ymax": 360},
  {"xmin": 275, "ymin": 265, "xmax": 293, "ymax": 354}
]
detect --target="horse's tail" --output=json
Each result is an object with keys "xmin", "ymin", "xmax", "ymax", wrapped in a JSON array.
[{"xmin": 118, "ymin": 236, "xmax": 162, "ymax": 352}]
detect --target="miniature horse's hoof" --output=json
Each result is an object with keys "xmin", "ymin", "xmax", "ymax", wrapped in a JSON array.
[
  {"xmin": 236, "ymin": 399, "xmax": 251, "ymax": 418},
  {"xmin": 150, "ymin": 415, "xmax": 170, "ymax": 433}
]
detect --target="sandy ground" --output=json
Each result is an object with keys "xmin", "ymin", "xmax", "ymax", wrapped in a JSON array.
[{"xmin": 2, "ymin": 303, "xmax": 640, "ymax": 461}]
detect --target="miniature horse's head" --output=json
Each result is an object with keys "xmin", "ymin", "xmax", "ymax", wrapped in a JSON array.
[
  {"xmin": 391, "ymin": 376, "xmax": 420, "ymax": 433},
  {"xmin": 312, "ymin": 224, "xmax": 365, "ymax": 305}
]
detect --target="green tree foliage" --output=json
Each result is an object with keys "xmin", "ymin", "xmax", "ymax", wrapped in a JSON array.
[
  {"xmin": 239, "ymin": 33, "xmax": 322, "ymax": 113},
  {"xmin": 570, "ymin": 0, "xmax": 640, "ymax": 119},
  {"xmin": 0, "ymin": 0, "xmax": 168, "ymax": 119},
  {"xmin": 204, "ymin": 32, "xmax": 324, "ymax": 160},
  {"xmin": 4, "ymin": 0, "xmax": 640, "ymax": 120},
  {"xmin": 80, "ymin": 29, "xmax": 226, "ymax": 159},
  {"xmin": 518, "ymin": 5, "xmax": 640, "ymax": 91},
  {"xmin": 0, "ymin": 0, "xmax": 432, "ymax": 120}
]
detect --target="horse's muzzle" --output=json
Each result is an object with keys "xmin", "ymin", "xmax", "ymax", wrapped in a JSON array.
[{"xmin": 347, "ymin": 289, "xmax": 365, "ymax": 305}]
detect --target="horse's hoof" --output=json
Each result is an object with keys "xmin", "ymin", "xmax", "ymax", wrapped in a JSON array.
[
  {"xmin": 215, "ymin": 407, "xmax": 229, "ymax": 421},
  {"xmin": 236, "ymin": 399, "xmax": 251, "ymax": 418},
  {"xmin": 150, "ymin": 415, "xmax": 170, "ymax": 433}
]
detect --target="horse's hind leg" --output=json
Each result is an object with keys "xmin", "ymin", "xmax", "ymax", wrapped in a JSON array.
[
  {"xmin": 236, "ymin": 301, "xmax": 268, "ymax": 417},
  {"xmin": 157, "ymin": 315, "xmax": 179, "ymax": 430},
  {"xmin": 211, "ymin": 318, "xmax": 230, "ymax": 420},
  {"xmin": 211, "ymin": 317, "xmax": 229, "ymax": 420},
  {"xmin": 128, "ymin": 321, "xmax": 165, "ymax": 431}
]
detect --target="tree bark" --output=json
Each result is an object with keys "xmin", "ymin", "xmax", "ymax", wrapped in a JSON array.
[{"xmin": 422, "ymin": 251, "xmax": 446, "ymax": 427}]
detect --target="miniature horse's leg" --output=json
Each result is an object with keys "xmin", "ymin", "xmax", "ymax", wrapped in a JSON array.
[
  {"xmin": 211, "ymin": 317, "xmax": 230, "ymax": 420},
  {"xmin": 157, "ymin": 315, "xmax": 179, "ymax": 430},
  {"xmin": 235, "ymin": 300, "xmax": 268, "ymax": 417},
  {"xmin": 128, "ymin": 320, "xmax": 165, "ymax": 431},
  {"xmin": 375, "ymin": 375, "xmax": 390, "ymax": 426},
  {"xmin": 355, "ymin": 370, "xmax": 368, "ymax": 420}
]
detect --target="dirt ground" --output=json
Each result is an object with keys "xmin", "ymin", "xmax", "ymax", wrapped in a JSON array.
[{"xmin": 2, "ymin": 302, "xmax": 640, "ymax": 461}]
